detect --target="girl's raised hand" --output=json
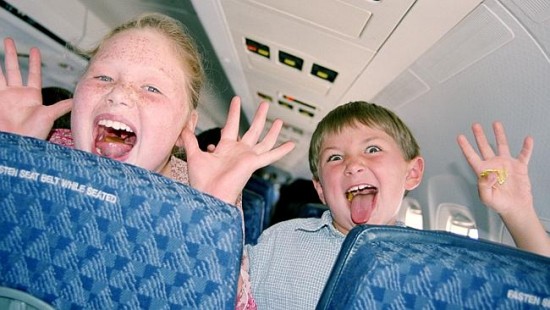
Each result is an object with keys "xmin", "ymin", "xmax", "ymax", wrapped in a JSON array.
[
  {"xmin": 0, "ymin": 37, "xmax": 71, "ymax": 139},
  {"xmin": 184, "ymin": 96, "xmax": 295, "ymax": 205}
]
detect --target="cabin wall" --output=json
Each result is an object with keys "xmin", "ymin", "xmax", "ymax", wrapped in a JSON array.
[{"xmin": 377, "ymin": 0, "xmax": 550, "ymax": 241}]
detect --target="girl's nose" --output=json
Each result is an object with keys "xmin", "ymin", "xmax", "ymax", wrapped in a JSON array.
[{"xmin": 106, "ymin": 83, "xmax": 135, "ymax": 108}]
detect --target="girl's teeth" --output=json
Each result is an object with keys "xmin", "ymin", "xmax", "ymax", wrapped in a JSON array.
[{"xmin": 98, "ymin": 119, "xmax": 133, "ymax": 132}]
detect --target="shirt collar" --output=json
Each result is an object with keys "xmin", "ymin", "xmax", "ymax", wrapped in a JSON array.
[
  {"xmin": 296, "ymin": 210, "xmax": 407, "ymax": 236},
  {"xmin": 297, "ymin": 210, "xmax": 345, "ymax": 237}
]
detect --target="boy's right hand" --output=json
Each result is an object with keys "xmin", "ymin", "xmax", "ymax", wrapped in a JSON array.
[{"xmin": 0, "ymin": 37, "xmax": 71, "ymax": 139}]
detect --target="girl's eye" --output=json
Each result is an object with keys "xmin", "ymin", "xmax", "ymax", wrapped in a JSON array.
[
  {"xmin": 145, "ymin": 85, "xmax": 161, "ymax": 94},
  {"xmin": 95, "ymin": 75, "xmax": 113, "ymax": 82},
  {"xmin": 327, "ymin": 154, "xmax": 343, "ymax": 162},
  {"xmin": 366, "ymin": 146, "xmax": 381, "ymax": 154}
]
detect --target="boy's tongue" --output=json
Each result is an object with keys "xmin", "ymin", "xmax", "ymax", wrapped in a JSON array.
[{"xmin": 350, "ymin": 192, "xmax": 376, "ymax": 224}]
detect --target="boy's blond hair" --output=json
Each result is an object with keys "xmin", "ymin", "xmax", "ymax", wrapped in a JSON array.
[
  {"xmin": 85, "ymin": 13, "xmax": 205, "ymax": 110},
  {"xmin": 309, "ymin": 101, "xmax": 420, "ymax": 180}
]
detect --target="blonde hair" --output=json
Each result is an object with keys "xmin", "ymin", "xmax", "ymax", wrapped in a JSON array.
[
  {"xmin": 85, "ymin": 13, "xmax": 205, "ymax": 110},
  {"xmin": 308, "ymin": 101, "xmax": 420, "ymax": 180}
]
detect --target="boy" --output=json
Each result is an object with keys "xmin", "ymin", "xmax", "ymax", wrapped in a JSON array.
[{"xmin": 245, "ymin": 101, "xmax": 549, "ymax": 309}]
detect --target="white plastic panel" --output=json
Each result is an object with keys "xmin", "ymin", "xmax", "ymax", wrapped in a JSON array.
[{"xmin": 250, "ymin": 0, "xmax": 372, "ymax": 38}]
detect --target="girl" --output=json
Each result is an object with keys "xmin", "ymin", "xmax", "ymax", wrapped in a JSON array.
[{"xmin": 0, "ymin": 13, "xmax": 294, "ymax": 309}]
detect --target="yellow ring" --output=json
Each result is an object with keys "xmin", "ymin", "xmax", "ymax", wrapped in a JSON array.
[{"xmin": 479, "ymin": 168, "xmax": 507, "ymax": 185}]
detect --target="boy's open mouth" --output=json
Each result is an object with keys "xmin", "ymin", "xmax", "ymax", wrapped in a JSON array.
[
  {"xmin": 346, "ymin": 184, "xmax": 378, "ymax": 224},
  {"xmin": 94, "ymin": 119, "xmax": 137, "ymax": 160}
]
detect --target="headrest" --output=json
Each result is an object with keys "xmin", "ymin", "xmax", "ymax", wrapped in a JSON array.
[
  {"xmin": 318, "ymin": 225, "xmax": 550, "ymax": 309},
  {"xmin": 0, "ymin": 132, "xmax": 243, "ymax": 309}
]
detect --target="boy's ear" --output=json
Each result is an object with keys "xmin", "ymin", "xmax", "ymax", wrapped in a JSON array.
[
  {"xmin": 405, "ymin": 156, "xmax": 425, "ymax": 191},
  {"xmin": 176, "ymin": 110, "xmax": 199, "ymax": 147},
  {"xmin": 312, "ymin": 178, "xmax": 326, "ymax": 204}
]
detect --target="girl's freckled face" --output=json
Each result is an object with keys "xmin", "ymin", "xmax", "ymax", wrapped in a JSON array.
[{"xmin": 71, "ymin": 28, "xmax": 192, "ymax": 173}]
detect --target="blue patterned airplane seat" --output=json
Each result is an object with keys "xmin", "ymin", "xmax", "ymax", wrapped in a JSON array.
[
  {"xmin": 244, "ymin": 175, "xmax": 276, "ymax": 229},
  {"xmin": 0, "ymin": 132, "xmax": 243, "ymax": 309},
  {"xmin": 296, "ymin": 203, "xmax": 329, "ymax": 219},
  {"xmin": 317, "ymin": 225, "xmax": 550, "ymax": 309},
  {"xmin": 242, "ymin": 188, "xmax": 265, "ymax": 245}
]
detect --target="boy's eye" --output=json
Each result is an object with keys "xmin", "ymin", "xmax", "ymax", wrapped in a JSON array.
[
  {"xmin": 95, "ymin": 75, "xmax": 113, "ymax": 82},
  {"xmin": 145, "ymin": 85, "xmax": 161, "ymax": 94},
  {"xmin": 327, "ymin": 154, "xmax": 343, "ymax": 162},
  {"xmin": 366, "ymin": 146, "xmax": 381, "ymax": 154}
]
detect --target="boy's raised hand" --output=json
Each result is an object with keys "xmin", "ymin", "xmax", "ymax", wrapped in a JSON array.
[
  {"xmin": 457, "ymin": 122, "xmax": 550, "ymax": 256},
  {"xmin": 457, "ymin": 121, "xmax": 533, "ymax": 217},
  {"xmin": 184, "ymin": 96, "xmax": 295, "ymax": 205},
  {"xmin": 0, "ymin": 37, "xmax": 71, "ymax": 139}
]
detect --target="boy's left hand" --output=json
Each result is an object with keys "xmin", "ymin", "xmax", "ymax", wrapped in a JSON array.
[
  {"xmin": 457, "ymin": 121, "xmax": 533, "ymax": 217},
  {"xmin": 183, "ymin": 96, "xmax": 295, "ymax": 205}
]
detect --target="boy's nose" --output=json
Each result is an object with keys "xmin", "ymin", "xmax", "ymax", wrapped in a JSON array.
[{"xmin": 345, "ymin": 157, "xmax": 365, "ymax": 175}]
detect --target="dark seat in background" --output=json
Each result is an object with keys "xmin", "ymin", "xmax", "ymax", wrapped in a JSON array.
[
  {"xmin": 242, "ymin": 188, "xmax": 265, "ymax": 245},
  {"xmin": 270, "ymin": 178, "xmax": 323, "ymax": 226},
  {"xmin": 317, "ymin": 225, "xmax": 550, "ymax": 309},
  {"xmin": 0, "ymin": 132, "xmax": 243, "ymax": 309},
  {"xmin": 295, "ymin": 202, "xmax": 329, "ymax": 219},
  {"xmin": 244, "ymin": 175, "xmax": 277, "ymax": 230}
]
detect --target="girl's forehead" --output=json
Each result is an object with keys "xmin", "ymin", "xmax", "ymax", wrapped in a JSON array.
[
  {"xmin": 90, "ymin": 29, "xmax": 187, "ymax": 80},
  {"xmin": 95, "ymin": 30, "xmax": 161, "ymax": 60},
  {"xmin": 94, "ymin": 30, "xmax": 176, "ymax": 64}
]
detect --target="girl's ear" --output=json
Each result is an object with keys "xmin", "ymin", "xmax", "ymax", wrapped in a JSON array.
[
  {"xmin": 176, "ymin": 110, "xmax": 198, "ymax": 148},
  {"xmin": 312, "ymin": 178, "xmax": 326, "ymax": 204},
  {"xmin": 405, "ymin": 156, "xmax": 425, "ymax": 191}
]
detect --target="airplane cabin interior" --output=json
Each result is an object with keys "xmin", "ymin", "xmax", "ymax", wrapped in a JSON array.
[{"xmin": 1, "ymin": 0, "xmax": 549, "ymax": 308}]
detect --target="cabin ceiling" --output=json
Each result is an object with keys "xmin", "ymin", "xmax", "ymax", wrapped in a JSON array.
[
  {"xmin": 0, "ymin": 0, "xmax": 482, "ymax": 181},
  {"xmin": 192, "ymin": 0, "xmax": 483, "ymax": 179}
]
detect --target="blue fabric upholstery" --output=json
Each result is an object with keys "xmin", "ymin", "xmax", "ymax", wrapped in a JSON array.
[
  {"xmin": 296, "ymin": 203, "xmax": 329, "ymax": 219},
  {"xmin": 0, "ymin": 132, "xmax": 243, "ymax": 309},
  {"xmin": 317, "ymin": 225, "xmax": 550, "ymax": 309},
  {"xmin": 244, "ymin": 175, "xmax": 276, "ymax": 229},
  {"xmin": 242, "ymin": 189, "xmax": 265, "ymax": 245}
]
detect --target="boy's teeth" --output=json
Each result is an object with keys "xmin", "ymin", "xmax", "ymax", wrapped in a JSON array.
[{"xmin": 346, "ymin": 184, "xmax": 375, "ymax": 201}]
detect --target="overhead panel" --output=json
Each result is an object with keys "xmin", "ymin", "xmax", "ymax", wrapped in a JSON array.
[
  {"xmin": 249, "ymin": 0, "xmax": 371, "ymax": 38},
  {"xmin": 220, "ymin": 0, "xmax": 416, "ymax": 133}
]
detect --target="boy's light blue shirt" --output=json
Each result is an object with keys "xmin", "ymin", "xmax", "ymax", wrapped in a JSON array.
[{"xmin": 246, "ymin": 210, "xmax": 345, "ymax": 310}]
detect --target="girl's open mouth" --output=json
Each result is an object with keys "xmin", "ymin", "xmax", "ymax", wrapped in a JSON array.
[{"xmin": 94, "ymin": 119, "xmax": 137, "ymax": 160}]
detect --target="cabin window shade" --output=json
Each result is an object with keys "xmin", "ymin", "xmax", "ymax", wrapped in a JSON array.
[{"xmin": 437, "ymin": 203, "xmax": 478, "ymax": 239}]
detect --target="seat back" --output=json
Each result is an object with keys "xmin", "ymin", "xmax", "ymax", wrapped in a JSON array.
[
  {"xmin": 0, "ymin": 132, "xmax": 243, "ymax": 309},
  {"xmin": 244, "ymin": 175, "xmax": 277, "ymax": 229},
  {"xmin": 317, "ymin": 225, "xmax": 550, "ymax": 309},
  {"xmin": 242, "ymin": 188, "xmax": 265, "ymax": 245},
  {"xmin": 296, "ymin": 203, "xmax": 329, "ymax": 219}
]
